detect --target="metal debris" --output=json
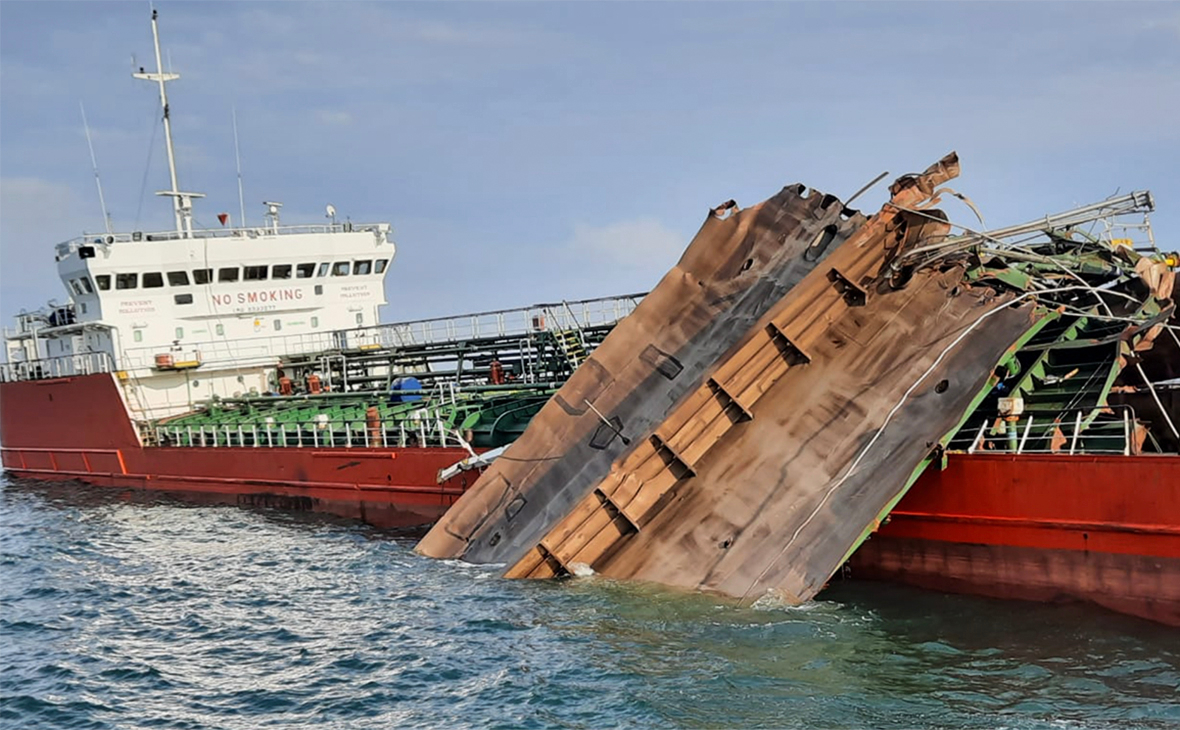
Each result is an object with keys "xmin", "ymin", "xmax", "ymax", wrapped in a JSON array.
[{"xmin": 417, "ymin": 154, "xmax": 1175, "ymax": 607}]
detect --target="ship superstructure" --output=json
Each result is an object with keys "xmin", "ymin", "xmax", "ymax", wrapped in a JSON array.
[
  {"xmin": 3, "ymin": 10, "xmax": 394, "ymax": 423},
  {"xmin": 0, "ymin": 11, "xmax": 639, "ymax": 529}
]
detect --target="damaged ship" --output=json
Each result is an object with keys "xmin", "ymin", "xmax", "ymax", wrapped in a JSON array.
[{"xmin": 417, "ymin": 154, "xmax": 1180, "ymax": 626}]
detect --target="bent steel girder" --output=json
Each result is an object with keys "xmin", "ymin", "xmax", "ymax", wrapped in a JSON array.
[{"xmin": 416, "ymin": 176, "xmax": 871, "ymax": 563}]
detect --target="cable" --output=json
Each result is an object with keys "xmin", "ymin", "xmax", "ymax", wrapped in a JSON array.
[
  {"xmin": 133, "ymin": 104, "xmax": 160, "ymax": 230},
  {"xmin": 738, "ymin": 284, "xmax": 1125, "ymax": 603}
]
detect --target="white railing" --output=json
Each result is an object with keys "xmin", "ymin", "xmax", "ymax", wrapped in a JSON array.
[
  {"xmin": 947, "ymin": 405, "xmax": 1140, "ymax": 456},
  {"xmin": 152, "ymin": 413, "xmax": 463, "ymax": 450},
  {"xmin": 377, "ymin": 294, "xmax": 642, "ymax": 348},
  {"xmin": 118, "ymin": 293, "xmax": 644, "ymax": 371},
  {"xmin": 55, "ymin": 221, "xmax": 390, "ymax": 257},
  {"xmin": 0, "ymin": 352, "xmax": 114, "ymax": 383}
]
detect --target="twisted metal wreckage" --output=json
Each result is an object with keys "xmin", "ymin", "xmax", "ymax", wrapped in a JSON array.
[{"xmin": 417, "ymin": 153, "xmax": 1178, "ymax": 607}]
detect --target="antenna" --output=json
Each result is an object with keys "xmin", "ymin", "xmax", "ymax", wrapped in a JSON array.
[
  {"xmin": 79, "ymin": 101, "xmax": 114, "ymax": 235},
  {"xmin": 233, "ymin": 107, "xmax": 247, "ymax": 228},
  {"xmin": 133, "ymin": 8, "xmax": 204, "ymax": 238}
]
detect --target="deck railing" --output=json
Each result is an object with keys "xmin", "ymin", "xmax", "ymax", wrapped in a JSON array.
[
  {"xmin": 150, "ymin": 414, "xmax": 465, "ymax": 450},
  {"xmin": 0, "ymin": 352, "xmax": 114, "ymax": 383},
  {"xmin": 946, "ymin": 404, "xmax": 1142, "ymax": 456},
  {"xmin": 117, "ymin": 293, "xmax": 644, "ymax": 371},
  {"xmin": 54, "ymin": 221, "xmax": 391, "ymax": 257}
]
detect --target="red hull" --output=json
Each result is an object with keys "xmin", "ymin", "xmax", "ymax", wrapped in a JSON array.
[
  {"xmin": 5, "ymin": 374, "xmax": 1180, "ymax": 623},
  {"xmin": 0, "ymin": 373, "xmax": 473, "ymax": 527},
  {"xmin": 850, "ymin": 453, "xmax": 1180, "ymax": 626}
]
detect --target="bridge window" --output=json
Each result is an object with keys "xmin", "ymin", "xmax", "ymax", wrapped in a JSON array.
[
  {"xmin": 133, "ymin": 330, "xmax": 143, "ymax": 342},
  {"xmin": 244, "ymin": 265, "xmax": 268, "ymax": 281},
  {"xmin": 70, "ymin": 279, "xmax": 85, "ymax": 296},
  {"xmin": 311, "ymin": 316, "xmax": 319, "ymax": 328},
  {"xmin": 174, "ymin": 293, "xmax": 194, "ymax": 305},
  {"xmin": 193, "ymin": 268, "xmax": 213, "ymax": 285},
  {"xmin": 332, "ymin": 261, "xmax": 350, "ymax": 276},
  {"xmin": 374, "ymin": 259, "xmax": 389, "ymax": 274},
  {"xmin": 218, "ymin": 267, "xmax": 240, "ymax": 283},
  {"xmin": 168, "ymin": 271, "xmax": 190, "ymax": 286},
  {"xmin": 95, "ymin": 275, "xmax": 110, "ymax": 290},
  {"xmin": 80, "ymin": 277, "xmax": 94, "ymax": 294},
  {"xmin": 317, "ymin": 263, "xmax": 330, "ymax": 277},
  {"xmin": 116, "ymin": 273, "xmax": 138, "ymax": 290},
  {"xmin": 272, "ymin": 264, "xmax": 292, "ymax": 280},
  {"xmin": 143, "ymin": 272, "xmax": 164, "ymax": 288},
  {"xmin": 175, "ymin": 327, "xmax": 184, "ymax": 339},
  {"xmin": 354, "ymin": 260, "xmax": 372, "ymax": 275},
  {"xmin": 296, "ymin": 263, "xmax": 315, "ymax": 278},
  {"xmin": 216, "ymin": 324, "xmax": 224, "ymax": 336}
]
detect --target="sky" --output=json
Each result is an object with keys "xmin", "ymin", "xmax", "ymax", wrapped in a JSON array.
[{"xmin": 1, "ymin": 1, "xmax": 1178, "ymax": 327}]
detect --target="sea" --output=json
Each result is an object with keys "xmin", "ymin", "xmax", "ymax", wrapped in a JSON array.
[{"xmin": 2, "ymin": 475, "xmax": 1178, "ymax": 730}]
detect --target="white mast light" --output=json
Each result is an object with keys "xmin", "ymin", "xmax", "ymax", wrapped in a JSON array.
[{"xmin": 133, "ymin": 9, "xmax": 204, "ymax": 239}]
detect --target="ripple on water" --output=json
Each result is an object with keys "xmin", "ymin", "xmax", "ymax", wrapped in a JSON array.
[{"xmin": 3, "ymin": 477, "xmax": 1180, "ymax": 730}]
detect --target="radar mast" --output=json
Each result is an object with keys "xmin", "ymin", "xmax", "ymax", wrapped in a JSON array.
[{"xmin": 133, "ymin": 9, "xmax": 205, "ymax": 238}]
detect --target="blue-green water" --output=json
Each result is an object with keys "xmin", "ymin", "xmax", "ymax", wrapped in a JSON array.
[{"xmin": 2, "ymin": 476, "xmax": 1178, "ymax": 730}]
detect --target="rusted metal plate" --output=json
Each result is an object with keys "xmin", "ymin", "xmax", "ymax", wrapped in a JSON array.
[
  {"xmin": 416, "ymin": 180, "xmax": 869, "ymax": 562},
  {"xmin": 418, "ymin": 155, "xmax": 964, "ymax": 569},
  {"xmin": 557, "ymin": 269, "xmax": 1039, "ymax": 603}
]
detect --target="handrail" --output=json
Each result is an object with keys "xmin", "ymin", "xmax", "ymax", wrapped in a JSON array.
[
  {"xmin": 2, "ymin": 293, "xmax": 642, "ymax": 384},
  {"xmin": 54, "ymin": 221, "xmax": 391, "ymax": 255},
  {"xmin": 151, "ymin": 413, "xmax": 463, "ymax": 450},
  {"xmin": 0, "ymin": 352, "xmax": 114, "ymax": 383},
  {"xmin": 116, "ymin": 293, "xmax": 644, "ymax": 371},
  {"xmin": 949, "ymin": 403, "xmax": 1144, "ymax": 456}
]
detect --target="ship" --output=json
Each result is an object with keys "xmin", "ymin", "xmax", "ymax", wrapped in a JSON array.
[
  {"xmin": 0, "ymin": 10, "xmax": 640, "ymax": 528},
  {"xmin": 4, "ymin": 12, "xmax": 1178, "ymax": 626},
  {"xmin": 417, "ymin": 155, "xmax": 1180, "ymax": 627}
]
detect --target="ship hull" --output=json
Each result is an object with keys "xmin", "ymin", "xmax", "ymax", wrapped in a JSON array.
[
  {"xmin": 849, "ymin": 453, "xmax": 1180, "ymax": 626},
  {"xmin": 4, "ymin": 374, "xmax": 1179, "ymax": 622},
  {"xmin": 0, "ymin": 373, "xmax": 473, "ymax": 528}
]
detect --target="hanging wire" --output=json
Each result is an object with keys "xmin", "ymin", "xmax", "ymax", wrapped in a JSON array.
[{"xmin": 134, "ymin": 106, "xmax": 160, "ymax": 229}]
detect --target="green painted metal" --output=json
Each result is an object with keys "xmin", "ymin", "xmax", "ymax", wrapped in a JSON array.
[
  {"xmin": 836, "ymin": 305, "xmax": 1060, "ymax": 569},
  {"xmin": 157, "ymin": 387, "xmax": 556, "ymax": 448}
]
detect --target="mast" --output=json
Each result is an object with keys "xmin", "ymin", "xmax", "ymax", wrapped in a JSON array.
[{"xmin": 133, "ymin": 9, "xmax": 204, "ymax": 238}]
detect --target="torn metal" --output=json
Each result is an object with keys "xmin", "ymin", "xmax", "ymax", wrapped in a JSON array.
[
  {"xmin": 417, "ymin": 174, "xmax": 870, "ymax": 561},
  {"xmin": 417, "ymin": 154, "xmax": 1175, "ymax": 606}
]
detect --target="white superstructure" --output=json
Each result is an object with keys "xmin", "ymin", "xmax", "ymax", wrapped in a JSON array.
[{"xmin": 3, "ymin": 10, "xmax": 395, "ymax": 419}]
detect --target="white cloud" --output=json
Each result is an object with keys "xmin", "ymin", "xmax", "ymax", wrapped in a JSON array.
[
  {"xmin": 566, "ymin": 218, "xmax": 685, "ymax": 271},
  {"xmin": 1143, "ymin": 12, "xmax": 1180, "ymax": 39},
  {"xmin": 314, "ymin": 109, "xmax": 354, "ymax": 126}
]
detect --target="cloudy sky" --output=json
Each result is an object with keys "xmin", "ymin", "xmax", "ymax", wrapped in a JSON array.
[{"xmin": 1, "ymin": 1, "xmax": 1177, "ymax": 326}]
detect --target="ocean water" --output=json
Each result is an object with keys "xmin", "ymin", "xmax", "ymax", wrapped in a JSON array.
[{"xmin": 2, "ymin": 476, "xmax": 1178, "ymax": 730}]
